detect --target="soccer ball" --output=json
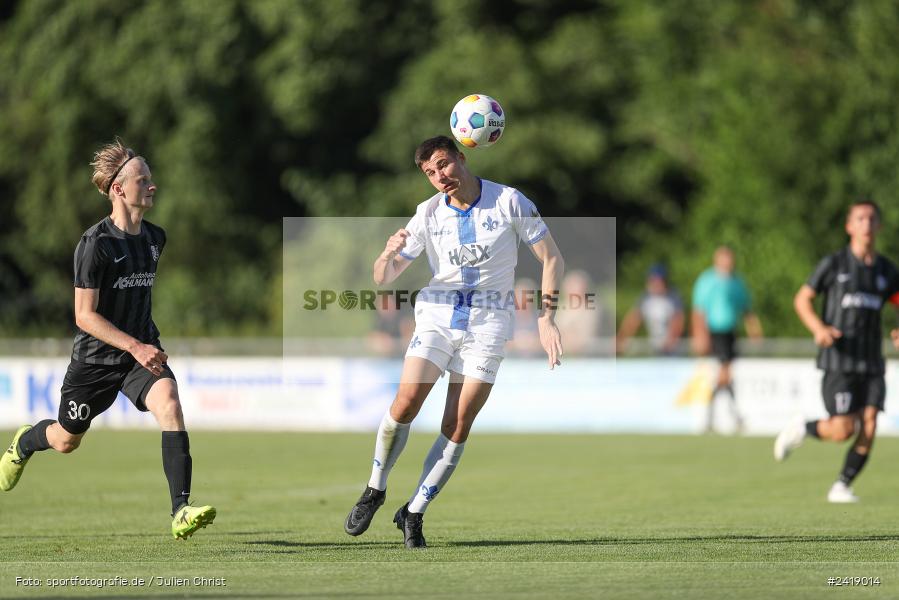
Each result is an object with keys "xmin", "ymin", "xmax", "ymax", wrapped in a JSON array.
[{"xmin": 450, "ymin": 94, "xmax": 505, "ymax": 148}]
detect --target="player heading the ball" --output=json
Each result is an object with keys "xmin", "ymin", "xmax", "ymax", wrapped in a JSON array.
[{"xmin": 343, "ymin": 135, "xmax": 564, "ymax": 548}]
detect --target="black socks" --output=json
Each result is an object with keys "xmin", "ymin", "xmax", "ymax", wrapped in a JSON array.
[
  {"xmin": 839, "ymin": 449, "xmax": 869, "ymax": 485},
  {"xmin": 805, "ymin": 420, "xmax": 821, "ymax": 439},
  {"xmin": 162, "ymin": 431, "xmax": 192, "ymax": 514},
  {"xmin": 17, "ymin": 420, "xmax": 55, "ymax": 458}
]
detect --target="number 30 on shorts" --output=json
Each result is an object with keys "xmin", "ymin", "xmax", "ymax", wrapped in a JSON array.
[{"xmin": 67, "ymin": 401, "xmax": 91, "ymax": 421}]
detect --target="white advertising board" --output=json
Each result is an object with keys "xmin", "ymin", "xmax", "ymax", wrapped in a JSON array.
[{"xmin": 1, "ymin": 358, "xmax": 897, "ymax": 434}]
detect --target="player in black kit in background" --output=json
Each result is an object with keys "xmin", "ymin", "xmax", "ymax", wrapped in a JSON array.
[
  {"xmin": 0, "ymin": 139, "xmax": 216, "ymax": 538},
  {"xmin": 775, "ymin": 200, "xmax": 899, "ymax": 503}
]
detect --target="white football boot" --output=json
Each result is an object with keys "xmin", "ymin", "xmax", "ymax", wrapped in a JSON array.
[
  {"xmin": 774, "ymin": 416, "xmax": 806, "ymax": 462},
  {"xmin": 827, "ymin": 480, "xmax": 860, "ymax": 503}
]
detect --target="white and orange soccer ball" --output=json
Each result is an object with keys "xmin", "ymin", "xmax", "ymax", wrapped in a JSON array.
[{"xmin": 450, "ymin": 94, "xmax": 505, "ymax": 148}]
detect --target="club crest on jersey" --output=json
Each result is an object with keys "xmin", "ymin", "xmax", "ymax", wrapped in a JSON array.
[
  {"xmin": 482, "ymin": 216, "xmax": 499, "ymax": 231},
  {"xmin": 877, "ymin": 275, "xmax": 887, "ymax": 291},
  {"xmin": 448, "ymin": 244, "xmax": 489, "ymax": 267},
  {"xmin": 150, "ymin": 245, "xmax": 160, "ymax": 262}
]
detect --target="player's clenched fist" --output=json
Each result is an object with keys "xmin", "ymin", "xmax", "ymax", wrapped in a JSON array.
[
  {"xmin": 382, "ymin": 229, "xmax": 410, "ymax": 260},
  {"xmin": 132, "ymin": 343, "xmax": 168, "ymax": 375},
  {"xmin": 813, "ymin": 325, "xmax": 842, "ymax": 348}
]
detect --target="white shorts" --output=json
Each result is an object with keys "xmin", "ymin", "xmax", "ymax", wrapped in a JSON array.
[{"xmin": 405, "ymin": 327, "xmax": 506, "ymax": 384}]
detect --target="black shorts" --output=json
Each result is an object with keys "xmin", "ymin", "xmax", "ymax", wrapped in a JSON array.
[
  {"xmin": 710, "ymin": 331, "xmax": 737, "ymax": 363},
  {"xmin": 58, "ymin": 359, "xmax": 176, "ymax": 434},
  {"xmin": 822, "ymin": 371, "xmax": 885, "ymax": 416}
]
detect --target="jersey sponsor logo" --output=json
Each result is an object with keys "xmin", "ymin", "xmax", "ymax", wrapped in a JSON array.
[
  {"xmin": 150, "ymin": 245, "xmax": 160, "ymax": 262},
  {"xmin": 877, "ymin": 275, "xmax": 887, "ymax": 291},
  {"xmin": 840, "ymin": 292, "xmax": 882, "ymax": 310},
  {"xmin": 448, "ymin": 244, "xmax": 489, "ymax": 267},
  {"xmin": 112, "ymin": 272, "xmax": 156, "ymax": 289},
  {"xmin": 482, "ymin": 216, "xmax": 499, "ymax": 231},
  {"xmin": 114, "ymin": 255, "xmax": 127, "ymax": 263}
]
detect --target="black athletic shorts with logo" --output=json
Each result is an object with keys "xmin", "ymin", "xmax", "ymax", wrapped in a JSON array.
[
  {"xmin": 821, "ymin": 371, "xmax": 885, "ymax": 416},
  {"xmin": 710, "ymin": 331, "xmax": 737, "ymax": 363},
  {"xmin": 58, "ymin": 358, "xmax": 176, "ymax": 434}
]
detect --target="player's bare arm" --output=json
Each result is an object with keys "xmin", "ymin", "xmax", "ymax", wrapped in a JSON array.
[
  {"xmin": 744, "ymin": 312, "xmax": 763, "ymax": 340},
  {"xmin": 794, "ymin": 284, "xmax": 842, "ymax": 347},
  {"xmin": 691, "ymin": 310, "xmax": 710, "ymax": 355},
  {"xmin": 616, "ymin": 307, "xmax": 643, "ymax": 353},
  {"xmin": 891, "ymin": 303, "xmax": 899, "ymax": 350},
  {"xmin": 528, "ymin": 233, "xmax": 564, "ymax": 368},
  {"xmin": 74, "ymin": 287, "xmax": 166, "ymax": 375},
  {"xmin": 373, "ymin": 228, "xmax": 413, "ymax": 286}
]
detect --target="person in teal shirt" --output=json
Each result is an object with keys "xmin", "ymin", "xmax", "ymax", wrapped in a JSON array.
[{"xmin": 691, "ymin": 246, "xmax": 763, "ymax": 433}]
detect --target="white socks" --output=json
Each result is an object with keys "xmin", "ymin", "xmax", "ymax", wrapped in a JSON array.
[
  {"xmin": 408, "ymin": 434, "xmax": 465, "ymax": 514},
  {"xmin": 367, "ymin": 412, "xmax": 467, "ymax": 513},
  {"xmin": 413, "ymin": 434, "xmax": 449, "ymax": 494},
  {"xmin": 368, "ymin": 412, "xmax": 411, "ymax": 491}
]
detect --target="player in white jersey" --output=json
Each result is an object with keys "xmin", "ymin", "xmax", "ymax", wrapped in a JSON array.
[{"xmin": 344, "ymin": 136, "xmax": 565, "ymax": 548}]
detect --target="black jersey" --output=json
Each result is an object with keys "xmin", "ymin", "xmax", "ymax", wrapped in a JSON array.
[
  {"xmin": 70, "ymin": 217, "xmax": 166, "ymax": 365},
  {"xmin": 807, "ymin": 247, "xmax": 899, "ymax": 374}
]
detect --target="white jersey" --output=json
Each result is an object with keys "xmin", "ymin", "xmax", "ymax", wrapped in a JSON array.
[{"xmin": 399, "ymin": 178, "xmax": 548, "ymax": 339}]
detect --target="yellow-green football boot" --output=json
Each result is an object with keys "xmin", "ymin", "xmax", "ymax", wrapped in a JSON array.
[
  {"xmin": 0, "ymin": 426, "xmax": 33, "ymax": 491},
  {"xmin": 172, "ymin": 503, "xmax": 216, "ymax": 540}
]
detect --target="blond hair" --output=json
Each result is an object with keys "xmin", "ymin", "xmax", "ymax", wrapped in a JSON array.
[{"xmin": 90, "ymin": 138, "xmax": 140, "ymax": 197}]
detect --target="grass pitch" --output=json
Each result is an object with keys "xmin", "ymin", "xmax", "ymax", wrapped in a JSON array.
[{"xmin": 1, "ymin": 431, "xmax": 898, "ymax": 598}]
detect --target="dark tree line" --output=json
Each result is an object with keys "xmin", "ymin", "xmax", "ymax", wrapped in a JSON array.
[{"xmin": 2, "ymin": 0, "xmax": 898, "ymax": 337}]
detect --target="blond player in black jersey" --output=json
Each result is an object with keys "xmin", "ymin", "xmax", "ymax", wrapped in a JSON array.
[{"xmin": 0, "ymin": 139, "xmax": 216, "ymax": 538}]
